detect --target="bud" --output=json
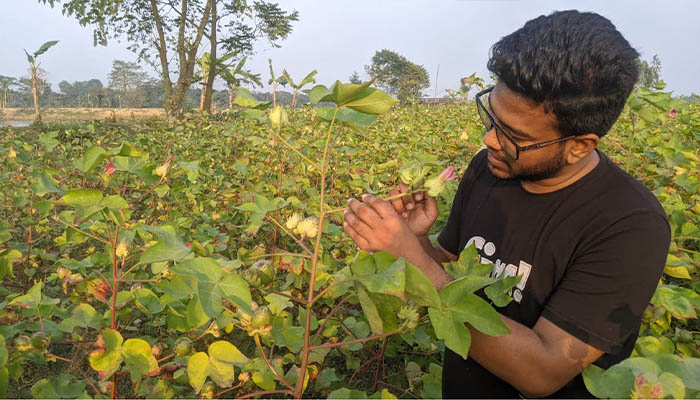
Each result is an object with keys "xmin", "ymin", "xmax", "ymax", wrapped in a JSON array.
[
  {"xmin": 154, "ymin": 163, "xmax": 169, "ymax": 178},
  {"xmin": 667, "ymin": 108, "xmax": 677, "ymax": 118},
  {"xmin": 295, "ymin": 217, "xmax": 318, "ymax": 238},
  {"xmin": 15, "ymin": 335, "xmax": 33, "ymax": 352},
  {"xmin": 399, "ymin": 162, "xmax": 429, "ymax": 186},
  {"xmin": 248, "ymin": 306, "xmax": 273, "ymax": 336},
  {"xmin": 285, "ymin": 212, "xmax": 302, "ymax": 230},
  {"xmin": 104, "ymin": 161, "xmax": 115, "ymax": 177},
  {"xmin": 269, "ymin": 105, "xmax": 288, "ymax": 129},
  {"xmin": 31, "ymin": 331, "xmax": 51, "ymax": 351},
  {"xmin": 200, "ymin": 382, "xmax": 216, "ymax": 399},
  {"xmin": 174, "ymin": 338, "xmax": 192, "ymax": 356},
  {"xmin": 115, "ymin": 241, "xmax": 129, "ymax": 259}
]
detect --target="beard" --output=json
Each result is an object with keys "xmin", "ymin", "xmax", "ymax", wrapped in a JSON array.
[
  {"xmin": 488, "ymin": 147, "xmax": 567, "ymax": 182},
  {"xmin": 513, "ymin": 149, "xmax": 567, "ymax": 182}
]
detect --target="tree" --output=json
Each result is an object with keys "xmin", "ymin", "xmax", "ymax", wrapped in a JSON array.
[
  {"xmin": 348, "ymin": 71, "xmax": 362, "ymax": 84},
  {"xmin": 23, "ymin": 40, "xmax": 59, "ymax": 123},
  {"xmin": 58, "ymin": 78, "xmax": 105, "ymax": 107},
  {"xmin": 0, "ymin": 75, "xmax": 18, "ymax": 109},
  {"xmin": 41, "ymin": 0, "xmax": 298, "ymax": 118},
  {"xmin": 365, "ymin": 49, "xmax": 430, "ymax": 103},
  {"xmin": 108, "ymin": 60, "xmax": 148, "ymax": 108},
  {"xmin": 637, "ymin": 54, "xmax": 663, "ymax": 89}
]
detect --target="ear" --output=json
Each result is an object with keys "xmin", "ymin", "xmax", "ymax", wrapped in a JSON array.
[{"xmin": 566, "ymin": 134, "xmax": 599, "ymax": 164}]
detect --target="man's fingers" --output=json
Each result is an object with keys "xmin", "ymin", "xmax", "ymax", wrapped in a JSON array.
[
  {"xmin": 347, "ymin": 197, "xmax": 382, "ymax": 226},
  {"xmin": 389, "ymin": 186, "xmax": 406, "ymax": 215},
  {"xmin": 343, "ymin": 221, "xmax": 372, "ymax": 251},
  {"xmin": 344, "ymin": 208, "xmax": 377, "ymax": 240},
  {"xmin": 362, "ymin": 194, "xmax": 398, "ymax": 219}
]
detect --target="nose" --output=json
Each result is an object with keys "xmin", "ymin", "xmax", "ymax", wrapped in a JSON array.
[{"xmin": 483, "ymin": 127, "xmax": 501, "ymax": 150}]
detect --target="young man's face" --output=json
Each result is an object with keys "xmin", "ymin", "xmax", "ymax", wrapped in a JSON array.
[{"xmin": 482, "ymin": 83, "xmax": 569, "ymax": 181}]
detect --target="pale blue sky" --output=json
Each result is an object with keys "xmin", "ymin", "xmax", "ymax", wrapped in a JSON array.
[{"xmin": 2, "ymin": 0, "xmax": 699, "ymax": 96}]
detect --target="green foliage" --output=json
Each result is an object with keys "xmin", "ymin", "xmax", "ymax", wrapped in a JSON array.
[{"xmin": 0, "ymin": 75, "xmax": 698, "ymax": 398}]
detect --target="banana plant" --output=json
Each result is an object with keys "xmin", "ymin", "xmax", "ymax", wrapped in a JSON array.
[
  {"xmin": 221, "ymin": 56, "xmax": 263, "ymax": 108},
  {"xmin": 24, "ymin": 40, "xmax": 59, "ymax": 123},
  {"xmin": 280, "ymin": 69, "xmax": 318, "ymax": 108},
  {"xmin": 196, "ymin": 51, "xmax": 239, "ymax": 112}
]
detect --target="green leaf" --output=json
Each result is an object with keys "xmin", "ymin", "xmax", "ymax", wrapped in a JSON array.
[
  {"xmin": 447, "ymin": 293, "xmax": 509, "ymax": 336},
  {"xmin": 634, "ymin": 336, "xmax": 675, "ymax": 357},
  {"xmin": 122, "ymin": 338, "xmax": 159, "ymax": 383},
  {"xmin": 428, "ymin": 307, "xmax": 471, "ymax": 359},
  {"xmin": 174, "ymin": 257, "xmax": 252, "ymax": 316},
  {"xmin": 112, "ymin": 155, "xmax": 147, "ymax": 173},
  {"xmin": 350, "ymin": 251, "xmax": 376, "ymax": 276},
  {"xmin": 445, "ymin": 244, "xmax": 488, "ymax": 279},
  {"xmin": 31, "ymin": 170, "xmax": 65, "ymax": 197},
  {"xmin": 316, "ymin": 107, "xmax": 378, "ymax": 128},
  {"xmin": 208, "ymin": 341, "xmax": 249, "ymax": 366},
  {"xmin": 31, "ymin": 374, "xmax": 86, "ymax": 399},
  {"xmin": 344, "ymin": 87, "xmax": 397, "ymax": 114},
  {"xmin": 186, "ymin": 295, "xmax": 210, "ymax": 329},
  {"xmin": 264, "ymin": 293, "xmax": 293, "ymax": 315},
  {"xmin": 187, "ymin": 352, "xmax": 210, "ymax": 394},
  {"xmin": 0, "ymin": 250, "xmax": 22, "ymax": 281},
  {"xmin": 357, "ymin": 287, "xmax": 383, "ymax": 335},
  {"xmin": 178, "ymin": 161, "xmax": 200, "ymax": 182},
  {"xmin": 439, "ymin": 274, "xmax": 496, "ymax": 306},
  {"xmin": 134, "ymin": 288, "xmax": 166, "ymax": 315},
  {"xmin": 328, "ymin": 388, "xmax": 368, "ymax": 399},
  {"xmin": 60, "ymin": 189, "xmax": 104, "ymax": 220},
  {"xmin": 659, "ymin": 372, "xmax": 685, "ymax": 399},
  {"xmin": 79, "ymin": 145, "xmax": 107, "ymax": 173},
  {"xmin": 330, "ymin": 80, "xmax": 374, "ymax": 106},
  {"xmin": 38, "ymin": 131, "xmax": 59, "ymax": 152},
  {"xmin": 356, "ymin": 257, "xmax": 405, "ymax": 298},
  {"xmin": 304, "ymin": 84, "xmax": 331, "ymax": 104},
  {"xmin": 0, "ymin": 367, "xmax": 7, "ymax": 398},
  {"xmin": 484, "ymin": 275, "xmax": 521, "ymax": 307},
  {"xmin": 33, "ymin": 40, "xmax": 59, "ymax": 57},
  {"xmin": 583, "ymin": 364, "xmax": 635, "ymax": 399},
  {"xmin": 57, "ymin": 303, "xmax": 102, "ymax": 332},
  {"xmin": 138, "ymin": 225, "xmax": 191, "ymax": 265},
  {"xmin": 233, "ymin": 87, "xmax": 261, "ymax": 108},
  {"xmin": 9, "ymin": 281, "xmax": 42, "ymax": 309}
]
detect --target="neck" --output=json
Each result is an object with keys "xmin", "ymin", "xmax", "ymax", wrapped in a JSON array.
[{"xmin": 521, "ymin": 150, "xmax": 600, "ymax": 194}]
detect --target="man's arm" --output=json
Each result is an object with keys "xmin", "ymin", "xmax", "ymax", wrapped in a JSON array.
[{"xmin": 343, "ymin": 195, "xmax": 604, "ymax": 397}]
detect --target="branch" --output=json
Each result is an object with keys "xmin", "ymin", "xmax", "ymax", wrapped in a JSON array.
[{"xmin": 310, "ymin": 329, "xmax": 403, "ymax": 351}]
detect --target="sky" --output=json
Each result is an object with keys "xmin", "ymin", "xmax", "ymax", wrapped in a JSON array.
[{"xmin": 1, "ymin": 0, "xmax": 699, "ymax": 96}]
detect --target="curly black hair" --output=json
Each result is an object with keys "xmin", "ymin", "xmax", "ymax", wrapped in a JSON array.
[{"xmin": 487, "ymin": 10, "xmax": 639, "ymax": 138}]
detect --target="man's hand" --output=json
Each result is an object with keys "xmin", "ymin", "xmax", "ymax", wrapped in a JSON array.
[
  {"xmin": 388, "ymin": 183, "xmax": 439, "ymax": 236},
  {"xmin": 343, "ymin": 194, "xmax": 423, "ymax": 261}
]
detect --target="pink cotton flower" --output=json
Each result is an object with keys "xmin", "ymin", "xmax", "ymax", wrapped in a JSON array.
[
  {"xmin": 104, "ymin": 161, "xmax": 115, "ymax": 176},
  {"xmin": 438, "ymin": 166, "xmax": 458, "ymax": 182},
  {"xmin": 667, "ymin": 109, "xmax": 677, "ymax": 118}
]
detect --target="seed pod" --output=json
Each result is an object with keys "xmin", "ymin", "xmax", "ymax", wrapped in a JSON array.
[{"xmin": 174, "ymin": 337, "xmax": 192, "ymax": 356}]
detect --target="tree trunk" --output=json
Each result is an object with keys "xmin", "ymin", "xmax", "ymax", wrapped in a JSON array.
[
  {"xmin": 150, "ymin": 0, "xmax": 174, "ymax": 117},
  {"xmin": 228, "ymin": 85, "xmax": 234, "ymax": 108},
  {"xmin": 200, "ymin": 74, "xmax": 207, "ymax": 111},
  {"xmin": 202, "ymin": 0, "xmax": 217, "ymax": 113},
  {"xmin": 31, "ymin": 63, "xmax": 41, "ymax": 123}
]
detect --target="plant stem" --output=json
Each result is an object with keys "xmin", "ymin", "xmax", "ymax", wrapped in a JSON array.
[
  {"xmin": 295, "ymin": 107, "xmax": 339, "ymax": 399},
  {"xmin": 247, "ymin": 252, "xmax": 312, "ymax": 260},
  {"xmin": 325, "ymin": 189, "xmax": 425, "ymax": 215},
  {"xmin": 310, "ymin": 329, "xmax": 403, "ymax": 351},
  {"xmin": 268, "ymin": 128, "xmax": 321, "ymax": 170},
  {"xmin": 254, "ymin": 334, "xmax": 294, "ymax": 391},
  {"xmin": 56, "ymin": 219, "xmax": 110, "ymax": 245},
  {"xmin": 46, "ymin": 352, "xmax": 73, "ymax": 363},
  {"xmin": 239, "ymin": 389, "xmax": 294, "ymax": 399},
  {"xmin": 311, "ymin": 278, "xmax": 357, "ymax": 304}
]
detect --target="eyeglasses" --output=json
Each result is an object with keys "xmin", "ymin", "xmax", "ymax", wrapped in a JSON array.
[{"xmin": 475, "ymin": 87, "xmax": 575, "ymax": 160}]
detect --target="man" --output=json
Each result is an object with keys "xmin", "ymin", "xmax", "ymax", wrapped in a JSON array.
[{"xmin": 342, "ymin": 10, "xmax": 670, "ymax": 398}]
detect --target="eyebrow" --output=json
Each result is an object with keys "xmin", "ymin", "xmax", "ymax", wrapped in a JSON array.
[{"xmin": 488, "ymin": 97, "xmax": 535, "ymax": 140}]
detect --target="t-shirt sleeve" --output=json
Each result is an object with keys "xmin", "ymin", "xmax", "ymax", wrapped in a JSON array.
[{"xmin": 541, "ymin": 211, "xmax": 670, "ymax": 353}]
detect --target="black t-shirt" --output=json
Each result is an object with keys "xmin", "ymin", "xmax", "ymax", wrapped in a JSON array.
[{"xmin": 437, "ymin": 149, "xmax": 670, "ymax": 398}]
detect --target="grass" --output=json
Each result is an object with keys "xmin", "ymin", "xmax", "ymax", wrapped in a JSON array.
[{"xmin": 0, "ymin": 107, "xmax": 165, "ymax": 123}]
